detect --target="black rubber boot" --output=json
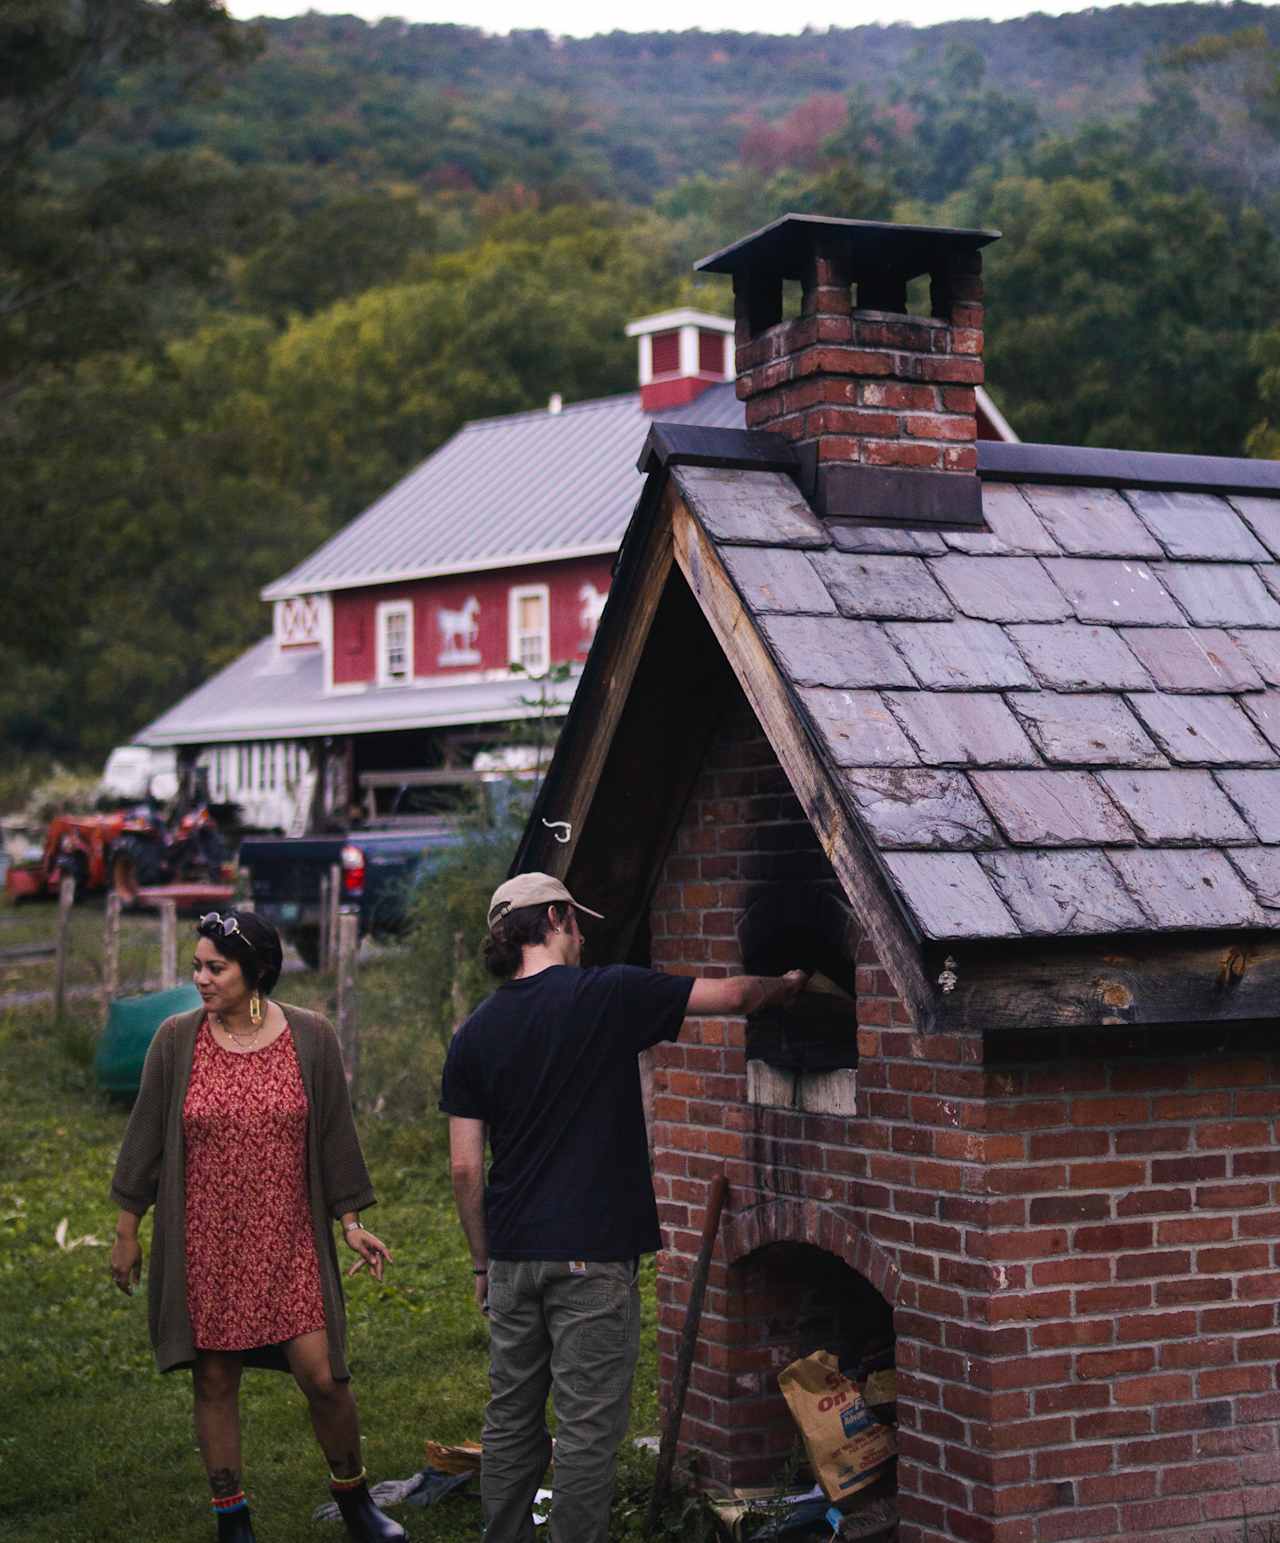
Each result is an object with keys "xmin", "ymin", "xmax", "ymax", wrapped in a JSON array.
[
  {"xmin": 333, "ymin": 1480, "xmax": 406, "ymax": 1542},
  {"xmin": 215, "ymin": 1507, "xmax": 257, "ymax": 1542}
]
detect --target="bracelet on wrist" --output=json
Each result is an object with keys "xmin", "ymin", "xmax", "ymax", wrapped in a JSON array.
[
  {"xmin": 473, "ymin": 1266, "xmax": 489, "ymax": 1275},
  {"xmin": 343, "ymin": 1220, "xmax": 362, "ymax": 1233}
]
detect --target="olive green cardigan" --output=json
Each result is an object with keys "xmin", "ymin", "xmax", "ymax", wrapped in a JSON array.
[{"xmin": 109, "ymin": 1003, "xmax": 376, "ymax": 1378}]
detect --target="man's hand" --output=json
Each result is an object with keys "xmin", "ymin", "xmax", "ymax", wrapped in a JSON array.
[
  {"xmin": 776, "ymin": 968, "xmax": 810, "ymax": 1007},
  {"xmin": 474, "ymin": 1271, "xmax": 489, "ymax": 1313}
]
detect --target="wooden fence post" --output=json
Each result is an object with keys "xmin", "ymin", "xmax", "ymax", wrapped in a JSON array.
[
  {"xmin": 53, "ymin": 877, "xmax": 75, "ymax": 1020},
  {"xmin": 158, "ymin": 899, "xmax": 177, "ymax": 990},
  {"xmin": 336, "ymin": 912, "xmax": 359, "ymax": 1097},
  {"xmin": 327, "ymin": 863, "xmax": 341, "ymax": 972},
  {"xmin": 318, "ymin": 873, "xmax": 331, "ymax": 972},
  {"xmin": 102, "ymin": 892, "xmax": 122, "ymax": 1006}
]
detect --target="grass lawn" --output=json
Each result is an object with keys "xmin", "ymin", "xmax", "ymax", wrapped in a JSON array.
[{"xmin": 0, "ymin": 961, "xmax": 687, "ymax": 1543}]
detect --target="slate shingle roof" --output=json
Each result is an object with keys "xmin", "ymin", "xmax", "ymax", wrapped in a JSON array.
[{"xmin": 673, "ymin": 464, "xmax": 1280, "ymax": 942}]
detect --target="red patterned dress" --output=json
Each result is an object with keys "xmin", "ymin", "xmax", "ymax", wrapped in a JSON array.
[{"xmin": 183, "ymin": 1017, "xmax": 326, "ymax": 1351}]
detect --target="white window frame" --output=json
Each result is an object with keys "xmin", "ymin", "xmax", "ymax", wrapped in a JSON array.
[
  {"xmin": 508, "ymin": 584, "xmax": 550, "ymax": 675},
  {"xmin": 376, "ymin": 600, "xmax": 414, "ymax": 687}
]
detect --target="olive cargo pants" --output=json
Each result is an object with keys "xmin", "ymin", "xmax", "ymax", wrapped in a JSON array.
[{"xmin": 481, "ymin": 1258, "xmax": 642, "ymax": 1543}]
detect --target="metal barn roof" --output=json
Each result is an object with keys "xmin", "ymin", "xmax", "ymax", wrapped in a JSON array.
[
  {"xmin": 138, "ymin": 638, "xmax": 577, "ymax": 746},
  {"xmin": 261, "ymin": 383, "xmax": 745, "ymax": 601}
]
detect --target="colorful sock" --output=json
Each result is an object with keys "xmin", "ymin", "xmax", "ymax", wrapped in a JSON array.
[
  {"xmin": 211, "ymin": 1490, "xmax": 248, "ymax": 1516},
  {"xmin": 329, "ymin": 1467, "xmax": 367, "ymax": 1492}
]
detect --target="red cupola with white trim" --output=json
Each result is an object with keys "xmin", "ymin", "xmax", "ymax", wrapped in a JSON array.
[{"xmin": 626, "ymin": 308, "xmax": 735, "ymax": 413}]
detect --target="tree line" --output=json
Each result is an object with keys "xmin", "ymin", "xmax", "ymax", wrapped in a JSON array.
[{"xmin": 6, "ymin": 1, "xmax": 1280, "ymax": 764}]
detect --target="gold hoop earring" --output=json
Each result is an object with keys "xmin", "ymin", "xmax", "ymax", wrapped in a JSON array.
[{"xmin": 249, "ymin": 991, "xmax": 263, "ymax": 1027}]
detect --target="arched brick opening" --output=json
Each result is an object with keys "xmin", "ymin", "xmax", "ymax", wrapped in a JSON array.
[{"xmin": 705, "ymin": 1200, "xmax": 901, "ymax": 1503}]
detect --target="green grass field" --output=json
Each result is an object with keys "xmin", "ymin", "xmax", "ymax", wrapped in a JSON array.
[{"xmin": 0, "ymin": 956, "xmax": 691, "ymax": 1543}]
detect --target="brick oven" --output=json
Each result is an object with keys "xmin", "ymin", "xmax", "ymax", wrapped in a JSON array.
[{"xmin": 517, "ymin": 214, "xmax": 1280, "ymax": 1542}]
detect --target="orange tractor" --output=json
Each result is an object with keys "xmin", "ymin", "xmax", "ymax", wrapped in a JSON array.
[{"xmin": 4, "ymin": 805, "xmax": 231, "ymax": 905}]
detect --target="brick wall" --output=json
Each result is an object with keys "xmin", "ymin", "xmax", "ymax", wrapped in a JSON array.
[{"xmin": 649, "ymin": 687, "xmax": 1280, "ymax": 1542}]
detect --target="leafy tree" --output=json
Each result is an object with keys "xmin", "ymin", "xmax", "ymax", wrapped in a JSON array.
[
  {"xmin": 937, "ymin": 128, "xmax": 1280, "ymax": 452},
  {"xmin": 1, "ymin": 1, "xmax": 260, "ymax": 393}
]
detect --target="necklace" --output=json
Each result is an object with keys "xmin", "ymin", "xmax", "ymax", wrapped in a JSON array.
[{"xmin": 214, "ymin": 1011, "xmax": 265, "ymax": 1052}]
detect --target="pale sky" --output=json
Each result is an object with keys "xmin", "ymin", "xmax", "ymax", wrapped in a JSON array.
[{"xmin": 225, "ymin": 0, "xmax": 1179, "ymax": 35}]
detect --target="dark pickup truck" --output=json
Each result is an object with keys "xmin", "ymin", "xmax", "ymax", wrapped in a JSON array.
[{"xmin": 240, "ymin": 819, "xmax": 467, "ymax": 967}]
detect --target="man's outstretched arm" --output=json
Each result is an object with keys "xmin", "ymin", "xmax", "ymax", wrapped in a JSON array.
[
  {"xmin": 448, "ymin": 1115, "xmax": 489, "ymax": 1310},
  {"xmin": 686, "ymin": 969, "xmax": 809, "ymax": 1017}
]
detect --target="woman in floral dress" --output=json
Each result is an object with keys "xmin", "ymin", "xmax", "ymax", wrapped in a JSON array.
[{"xmin": 109, "ymin": 909, "xmax": 406, "ymax": 1543}]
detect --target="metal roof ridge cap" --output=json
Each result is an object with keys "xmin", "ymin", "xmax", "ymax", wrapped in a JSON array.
[
  {"xmin": 636, "ymin": 421, "xmax": 800, "ymax": 475},
  {"xmin": 979, "ymin": 440, "xmax": 1280, "ymax": 495}
]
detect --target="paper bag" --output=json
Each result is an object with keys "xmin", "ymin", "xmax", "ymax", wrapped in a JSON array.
[{"xmin": 778, "ymin": 1350, "xmax": 895, "ymax": 1504}]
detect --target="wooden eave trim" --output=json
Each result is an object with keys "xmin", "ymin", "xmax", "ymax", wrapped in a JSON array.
[
  {"xmin": 668, "ymin": 494, "xmax": 935, "ymax": 1031},
  {"xmin": 929, "ymin": 930, "xmax": 1280, "ymax": 1035}
]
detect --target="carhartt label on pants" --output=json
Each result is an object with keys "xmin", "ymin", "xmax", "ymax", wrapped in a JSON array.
[{"xmin": 569, "ymin": 1261, "xmax": 587, "ymax": 1275}]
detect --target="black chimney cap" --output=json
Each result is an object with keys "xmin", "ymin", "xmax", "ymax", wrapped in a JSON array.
[{"xmin": 694, "ymin": 213, "xmax": 1000, "ymax": 282}]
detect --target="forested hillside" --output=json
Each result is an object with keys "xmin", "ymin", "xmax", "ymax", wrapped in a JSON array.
[{"xmin": 7, "ymin": 0, "xmax": 1280, "ymax": 761}]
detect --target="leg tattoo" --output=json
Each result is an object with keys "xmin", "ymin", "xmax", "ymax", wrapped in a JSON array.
[{"xmin": 208, "ymin": 1467, "xmax": 242, "ymax": 1499}]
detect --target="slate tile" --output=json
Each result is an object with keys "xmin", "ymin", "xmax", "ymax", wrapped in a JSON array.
[
  {"xmin": 929, "ymin": 555, "xmax": 1070, "ymax": 623},
  {"xmin": 1095, "ymin": 770, "xmax": 1252, "ymax": 845},
  {"xmin": 1225, "ymin": 847, "xmax": 1280, "ymax": 909},
  {"xmin": 1227, "ymin": 495, "xmax": 1280, "ymax": 560},
  {"xmin": 883, "ymin": 691, "xmax": 1040, "ymax": 768},
  {"xmin": 1127, "ymin": 692, "xmax": 1274, "ymax": 765},
  {"xmin": 798, "ymin": 688, "xmax": 919, "ymax": 767},
  {"xmin": 1240, "ymin": 690, "xmax": 1280, "ymax": 755},
  {"xmin": 1022, "ymin": 484, "xmax": 1163, "ymax": 558},
  {"xmin": 1008, "ymin": 622, "xmax": 1150, "ymax": 692},
  {"xmin": 678, "ymin": 466, "xmax": 830, "ymax": 547},
  {"xmin": 1228, "ymin": 629, "xmax": 1280, "ymax": 685},
  {"xmin": 1106, "ymin": 848, "xmax": 1262, "ymax": 929},
  {"xmin": 941, "ymin": 482, "xmax": 1060, "ymax": 556},
  {"xmin": 970, "ymin": 769, "xmax": 1135, "ymax": 846},
  {"xmin": 831, "ymin": 524, "xmax": 948, "ymax": 555},
  {"xmin": 1007, "ymin": 692, "xmax": 1164, "ymax": 767},
  {"xmin": 1044, "ymin": 558, "xmax": 1184, "ymax": 626},
  {"xmin": 841, "ymin": 768, "xmax": 999, "ymax": 850},
  {"xmin": 881, "ymin": 851, "xmax": 1019, "ymax": 940},
  {"xmin": 722, "ymin": 546, "xmax": 837, "ymax": 614},
  {"xmin": 1118, "ymin": 627, "xmax": 1262, "ymax": 694},
  {"xmin": 1215, "ymin": 771, "xmax": 1280, "ymax": 843},
  {"xmin": 980, "ymin": 850, "xmax": 1149, "ymax": 935},
  {"xmin": 1126, "ymin": 489, "xmax": 1269, "ymax": 562},
  {"xmin": 806, "ymin": 551, "xmax": 954, "ymax": 621},
  {"xmin": 884, "ymin": 620, "xmax": 1034, "ymax": 690},
  {"xmin": 1160, "ymin": 564, "xmax": 1280, "ymax": 628},
  {"xmin": 760, "ymin": 616, "xmax": 915, "ymax": 689}
]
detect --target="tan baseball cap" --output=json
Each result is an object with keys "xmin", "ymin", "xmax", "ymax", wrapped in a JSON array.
[{"xmin": 487, "ymin": 872, "xmax": 604, "ymax": 929}]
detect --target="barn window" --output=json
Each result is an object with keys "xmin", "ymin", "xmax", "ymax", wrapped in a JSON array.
[
  {"xmin": 376, "ymin": 601, "xmax": 413, "ymax": 687},
  {"xmin": 509, "ymin": 585, "xmax": 550, "ymax": 674}
]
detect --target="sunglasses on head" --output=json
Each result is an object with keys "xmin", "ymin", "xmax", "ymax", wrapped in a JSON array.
[{"xmin": 199, "ymin": 912, "xmax": 242, "ymax": 939}]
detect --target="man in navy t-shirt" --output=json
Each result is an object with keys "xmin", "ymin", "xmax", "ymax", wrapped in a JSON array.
[{"xmin": 440, "ymin": 871, "xmax": 806, "ymax": 1543}]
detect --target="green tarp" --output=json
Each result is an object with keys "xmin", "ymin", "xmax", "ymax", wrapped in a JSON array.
[{"xmin": 95, "ymin": 983, "xmax": 200, "ymax": 1096}]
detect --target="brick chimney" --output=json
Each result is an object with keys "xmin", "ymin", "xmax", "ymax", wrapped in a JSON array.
[
  {"xmin": 695, "ymin": 213, "xmax": 999, "ymax": 527},
  {"xmin": 626, "ymin": 308, "xmax": 735, "ymax": 413}
]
